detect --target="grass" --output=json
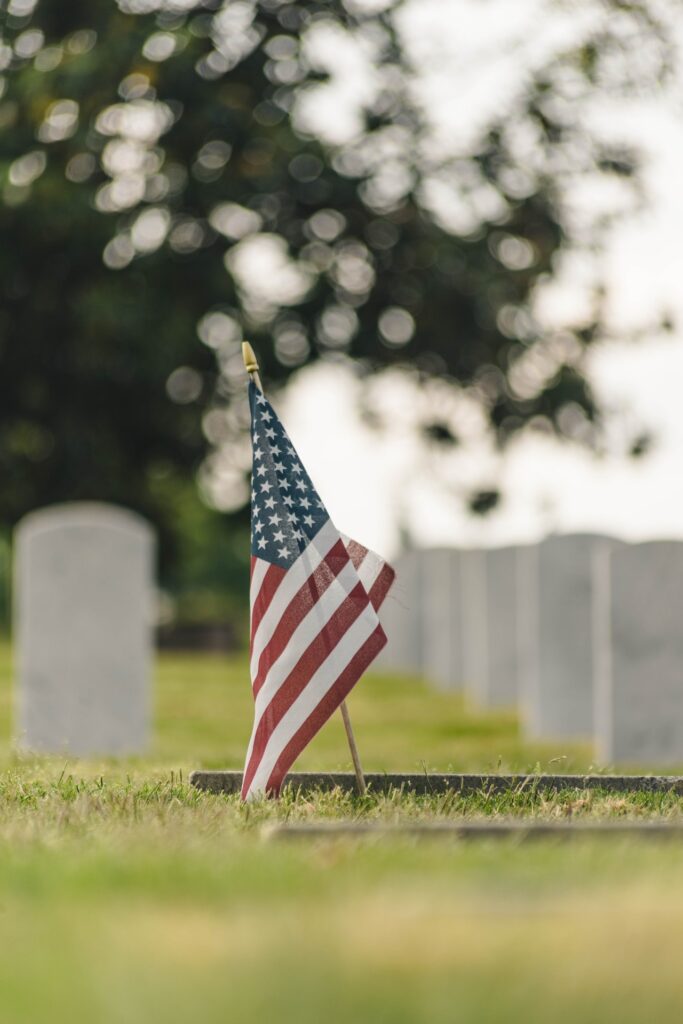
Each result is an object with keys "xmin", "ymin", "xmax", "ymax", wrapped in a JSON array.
[
  {"xmin": 2, "ymin": 641, "xmax": 683, "ymax": 1021},
  {"xmin": 151, "ymin": 650, "xmax": 597, "ymax": 775},
  {"xmin": 2, "ymin": 641, "xmax": 599, "ymax": 773}
]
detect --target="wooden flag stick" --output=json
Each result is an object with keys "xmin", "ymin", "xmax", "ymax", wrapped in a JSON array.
[
  {"xmin": 241, "ymin": 341, "xmax": 367, "ymax": 796},
  {"xmin": 339, "ymin": 699, "xmax": 367, "ymax": 795}
]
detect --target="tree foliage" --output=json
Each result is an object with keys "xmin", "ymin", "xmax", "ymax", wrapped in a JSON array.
[{"xmin": 0, "ymin": 0, "xmax": 673, "ymax": 573}]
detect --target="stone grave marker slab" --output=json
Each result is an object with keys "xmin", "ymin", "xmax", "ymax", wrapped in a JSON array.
[
  {"xmin": 483, "ymin": 545, "xmax": 523, "ymax": 708},
  {"xmin": 594, "ymin": 540, "xmax": 683, "ymax": 765},
  {"xmin": 15, "ymin": 503, "xmax": 154, "ymax": 755},
  {"xmin": 519, "ymin": 533, "xmax": 615, "ymax": 741},
  {"xmin": 375, "ymin": 548, "xmax": 423, "ymax": 675},
  {"xmin": 461, "ymin": 549, "xmax": 488, "ymax": 706},
  {"xmin": 421, "ymin": 548, "xmax": 463, "ymax": 691}
]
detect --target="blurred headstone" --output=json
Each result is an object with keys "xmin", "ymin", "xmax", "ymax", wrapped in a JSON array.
[
  {"xmin": 594, "ymin": 540, "xmax": 683, "ymax": 764},
  {"xmin": 376, "ymin": 548, "xmax": 423, "ymax": 675},
  {"xmin": 519, "ymin": 533, "xmax": 615, "ymax": 741},
  {"xmin": 482, "ymin": 546, "xmax": 523, "ymax": 708},
  {"xmin": 421, "ymin": 548, "xmax": 463, "ymax": 691},
  {"xmin": 461, "ymin": 548, "xmax": 488, "ymax": 705},
  {"xmin": 15, "ymin": 503, "xmax": 154, "ymax": 755}
]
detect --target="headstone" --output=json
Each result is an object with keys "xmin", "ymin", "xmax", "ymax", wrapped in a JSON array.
[
  {"xmin": 482, "ymin": 546, "xmax": 522, "ymax": 708},
  {"xmin": 375, "ymin": 548, "xmax": 423, "ymax": 675},
  {"xmin": 519, "ymin": 533, "xmax": 615, "ymax": 741},
  {"xmin": 14, "ymin": 503, "xmax": 154, "ymax": 755},
  {"xmin": 421, "ymin": 548, "xmax": 463, "ymax": 691},
  {"xmin": 594, "ymin": 540, "xmax": 683, "ymax": 764},
  {"xmin": 460, "ymin": 548, "xmax": 488, "ymax": 705}
]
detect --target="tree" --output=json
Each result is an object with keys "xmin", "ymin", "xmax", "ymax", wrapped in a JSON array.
[{"xmin": 0, "ymin": 0, "xmax": 672, "ymax": 579}]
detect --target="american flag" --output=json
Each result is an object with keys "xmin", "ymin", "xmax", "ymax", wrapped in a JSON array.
[{"xmin": 241, "ymin": 381, "xmax": 395, "ymax": 800}]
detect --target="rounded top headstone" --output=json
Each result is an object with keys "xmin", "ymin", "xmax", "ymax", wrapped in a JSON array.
[
  {"xmin": 542, "ymin": 532, "xmax": 617, "ymax": 545},
  {"xmin": 13, "ymin": 501, "xmax": 154, "ymax": 756},
  {"xmin": 15, "ymin": 502, "xmax": 154, "ymax": 542}
]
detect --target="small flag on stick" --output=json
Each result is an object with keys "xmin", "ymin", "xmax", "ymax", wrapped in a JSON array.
[{"xmin": 241, "ymin": 348, "xmax": 395, "ymax": 800}]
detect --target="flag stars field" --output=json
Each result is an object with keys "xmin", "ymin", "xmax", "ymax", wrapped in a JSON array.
[{"xmin": 249, "ymin": 385, "xmax": 328, "ymax": 570}]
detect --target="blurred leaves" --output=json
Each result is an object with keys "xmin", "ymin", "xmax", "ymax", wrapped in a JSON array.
[
  {"xmin": 0, "ymin": 0, "xmax": 674, "ymax": 572},
  {"xmin": 467, "ymin": 489, "xmax": 501, "ymax": 517},
  {"xmin": 422, "ymin": 421, "xmax": 458, "ymax": 448}
]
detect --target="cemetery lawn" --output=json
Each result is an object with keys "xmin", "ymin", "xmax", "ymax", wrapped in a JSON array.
[{"xmin": 2, "ymin": 643, "xmax": 683, "ymax": 1021}]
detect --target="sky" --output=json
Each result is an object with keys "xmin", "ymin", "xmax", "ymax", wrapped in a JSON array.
[{"xmin": 244, "ymin": 0, "xmax": 683, "ymax": 561}]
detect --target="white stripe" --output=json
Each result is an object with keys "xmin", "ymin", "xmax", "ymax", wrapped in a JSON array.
[
  {"xmin": 249, "ymin": 519, "xmax": 339, "ymax": 680},
  {"xmin": 340, "ymin": 533, "xmax": 390, "ymax": 604},
  {"xmin": 355, "ymin": 549, "xmax": 384, "ymax": 597},
  {"xmin": 249, "ymin": 559, "xmax": 269, "ymax": 629},
  {"xmin": 339, "ymin": 532, "xmax": 365, "ymax": 552},
  {"xmin": 245, "ymin": 605, "xmax": 379, "ymax": 798},
  {"xmin": 243, "ymin": 559, "xmax": 365, "ymax": 772}
]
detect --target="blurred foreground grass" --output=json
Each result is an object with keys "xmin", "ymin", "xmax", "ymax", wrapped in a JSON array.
[{"xmin": 1, "ymin": 642, "xmax": 683, "ymax": 1022}]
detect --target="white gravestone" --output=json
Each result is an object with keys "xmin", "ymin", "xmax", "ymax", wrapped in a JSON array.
[
  {"xmin": 483, "ymin": 546, "xmax": 522, "ymax": 708},
  {"xmin": 461, "ymin": 549, "xmax": 488, "ymax": 706},
  {"xmin": 375, "ymin": 549, "xmax": 423, "ymax": 675},
  {"xmin": 421, "ymin": 548, "xmax": 463, "ymax": 691},
  {"xmin": 15, "ymin": 503, "xmax": 154, "ymax": 755},
  {"xmin": 519, "ymin": 534, "xmax": 615, "ymax": 741},
  {"xmin": 594, "ymin": 541, "xmax": 683, "ymax": 765}
]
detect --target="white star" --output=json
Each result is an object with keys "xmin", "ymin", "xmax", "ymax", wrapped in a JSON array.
[
  {"xmin": 254, "ymin": 521, "xmax": 264, "ymax": 533},
  {"xmin": 279, "ymin": 479, "xmax": 290, "ymax": 491},
  {"xmin": 300, "ymin": 496, "xmax": 311, "ymax": 509},
  {"xmin": 265, "ymin": 427, "xmax": 277, "ymax": 440},
  {"xmin": 261, "ymin": 409, "xmax": 272, "ymax": 422},
  {"xmin": 260, "ymin": 481, "xmax": 272, "ymax": 494},
  {"xmin": 273, "ymin": 461, "xmax": 284, "ymax": 473},
  {"xmin": 257, "ymin": 536, "xmax": 267, "ymax": 550},
  {"xmin": 253, "ymin": 447, "xmax": 263, "ymax": 460},
  {"xmin": 283, "ymin": 494, "xmax": 294, "ymax": 508},
  {"xmin": 273, "ymin": 529, "xmax": 285, "ymax": 544},
  {"xmin": 278, "ymin": 546, "xmax": 289, "ymax": 559},
  {"xmin": 252, "ymin": 501, "xmax": 260, "ymax": 514},
  {"xmin": 292, "ymin": 529, "xmax": 303, "ymax": 542},
  {"xmin": 264, "ymin": 496, "xmax": 276, "ymax": 510},
  {"xmin": 287, "ymin": 512, "xmax": 298, "ymax": 524},
  {"xmin": 303, "ymin": 514, "xmax": 315, "ymax": 528},
  {"xmin": 256, "ymin": 464, "xmax": 267, "ymax": 477},
  {"xmin": 269, "ymin": 512, "xmax": 282, "ymax": 526},
  {"xmin": 256, "ymin": 392, "xmax": 267, "ymax": 405},
  {"xmin": 270, "ymin": 445, "xmax": 281, "ymax": 456},
  {"xmin": 316, "ymin": 498, "xmax": 325, "ymax": 508},
  {"xmin": 292, "ymin": 464, "xmax": 303, "ymax": 475},
  {"xmin": 295, "ymin": 479, "xmax": 307, "ymax": 491}
]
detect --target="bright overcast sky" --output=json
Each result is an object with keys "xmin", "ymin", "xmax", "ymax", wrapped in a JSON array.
[{"xmin": 263, "ymin": 0, "xmax": 683, "ymax": 560}]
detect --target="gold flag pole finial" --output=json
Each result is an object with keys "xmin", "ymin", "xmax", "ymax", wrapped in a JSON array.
[{"xmin": 242, "ymin": 341, "xmax": 263, "ymax": 391}]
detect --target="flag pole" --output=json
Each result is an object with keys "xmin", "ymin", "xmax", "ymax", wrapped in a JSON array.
[{"xmin": 241, "ymin": 341, "xmax": 367, "ymax": 796}]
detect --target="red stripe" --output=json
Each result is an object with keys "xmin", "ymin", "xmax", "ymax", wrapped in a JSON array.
[
  {"xmin": 343, "ymin": 540, "xmax": 395, "ymax": 610},
  {"xmin": 264, "ymin": 623, "xmax": 387, "ymax": 796},
  {"xmin": 345, "ymin": 539, "xmax": 367, "ymax": 570},
  {"xmin": 252, "ymin": 539, "xmax": 349, "ymax": 696},
  {"xmin": 241, "ymin": 581, "xmax": 370, "ymax": 797},
  {"xmin": 250, "ymin": 560, "xmax": 287, "ymax": 645},
  {"xmin": 369, "ymin": 562, "xmax": 395, "ymax": 612}
]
